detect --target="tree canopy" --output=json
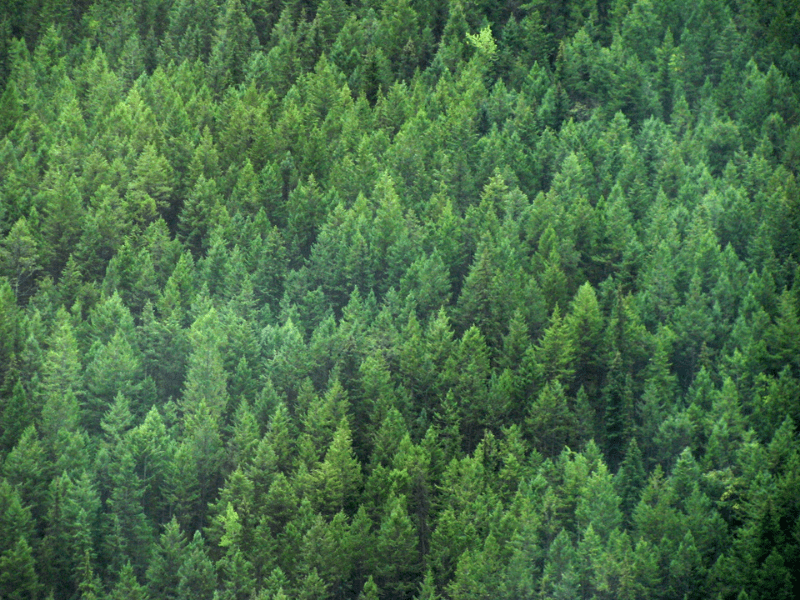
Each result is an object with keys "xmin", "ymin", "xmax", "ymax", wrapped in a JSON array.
[{"xmin": 1, "ymin": 0, "xmax": 799, "ymax": 599}]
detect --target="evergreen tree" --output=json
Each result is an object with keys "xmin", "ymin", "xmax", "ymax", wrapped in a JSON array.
[
  {"xmin": 526, "ymin": 380, "xmax": 576, "ymax": 457},
  {"xmin": 0, "ymin": 216, "xmax": 40, "ymax": 301},
  {"xmin": 111, "ymin": 562, "xmax": 148, "ymax": 600},
  {"xmin": 0, "ymin": 3, "xmax": 798, "ymax": 598},
  {"xmin": 359, "ymin": 575, "xmax": 380, "ymax": 600},
  {"xmin": 614, "ymin": 437, "xmax": 645, "ymax": 521},
  {"xmin": 216, "ymin": 503, "xmax": 256, "ymax": 600},
  {"xmin": 179, "ymin": 175, "xmax": 227, "ymax": 256},
  {"xmin": 575, "ymin": 459, "xmax": 623, "ymax": 541},
  {"xmin": 127, "ymin": 405, "xmax": 176, "ymax": 524},
  {"xmin": 209, "ymin": 0, "xmax": 260, "ymax": 91},
  {"xmin": 310, "ymin": 417, "xmax": 362, "ymax": 515},
  {"xmin": 146, "ymin": 517, "xmax": 188, "ymax": 600},
  {"xmin": 173, "ymin": 400, "xmax": 225, "ymax": 531},
  {"xmin": 103, "ymin": 449, "xmax": 155, "ymax": 576},
  {"xmin": 373, "ymin": 494, "xmax": 421, "ymax": 599},
  {"xmin": 38, "ymin": 170, "xmax": 84, "ymax": 275},
  {"xmin": 520, "ymin": 305, "xmax": 575, "ymax": 396},
  {"xmin": 84, "ymin": 331, "xmax": 146, "ymax": 430},
  {"xmin": 177, "ymin": 531, "xmax": 217, "ymax": 600},
  {"xmin": 0, "ymin": 378, "xmax": 34, "ymax": 450},
  {"xmin": 181, "ymin": 307, "xmax": 230, "ymax": 422},
  {"xmin": 0, "ymin": 535, "xmax": 40, "ymax": 600}
]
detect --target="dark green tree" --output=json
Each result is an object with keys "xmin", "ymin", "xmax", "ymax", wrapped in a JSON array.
[
  {"xmin": 111, "ymin": 562, "xmax": 148, "ymax": 600},
  {"xmin": 177, "ymin": 531, "xmax": 217, "ymax": 600},
  {"xmin": 146, "ymin": 517, "xmax": 188, "ymax": 600},
  {"xmin": 373, "ymin": 493, "xmax": 421, "ymax": 599},
  {"xmin": 0, "ymin": 216, "xmax": 40, "ymax": 302},
  {"xmin": 0, "ymin": 535, "xmax": 39, "ymax": 600},
  {"xmin": 309, "ymin": 417, "xmax": 362, "ymax": 516},
  {"xmin": 614, "ymin": 437, "xmax": 645, "ymax": 522}
]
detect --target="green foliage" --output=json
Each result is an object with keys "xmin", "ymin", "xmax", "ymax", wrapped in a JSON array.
[
  {"xmin": 0, "ymin": 535, "xmax": 40, "ymax": 600},
  {"xmin": 111, "ymin": 562, "xmax": 147, "ymax": 600},
  {"xmin": 0, "ymin": 2, "xmax": 798, "ymax": 599},
  {"xmin": 146, "ymin": 517, "xmax": 188, "ymax": 600},
  {"xmin": 526, "ymin": 380, "xmax": 576, "ymax": 457},
  {"xmin": 177, "ymin": 531, "xmax": 216, "ymax": 600},
  {"xmin": 309, "ymin": 417, "xmax": 362, "ymax": 515},
  {"xmin": 373, "ymin": 494, "xmax": 421, "ymax": 599},
  {"xmin": 615, "ymin": 437, "xmax": 646, "ymax": 521},
  {"xmin": 0, "ymin": 217, "xmax": 40, "ymax": 302}
]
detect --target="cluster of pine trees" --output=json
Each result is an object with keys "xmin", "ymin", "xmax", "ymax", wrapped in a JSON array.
[{"xmin": 1, "ymin": 0, "xmax": 799, "ymax": 599}]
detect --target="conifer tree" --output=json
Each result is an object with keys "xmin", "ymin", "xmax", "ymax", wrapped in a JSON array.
[
  {"xmin": 373, "ymin": 494, "xmax": 421, "ymax": 599},
  {"xmin": 177, "ymin": 531, "xmax": 217, "ymax": 600},
  {"xmin": 0, "ymin": 2, "xmax": 799, "ymax": 598},
  {"xmin": 104, "ymin": 449, "xmax": 155, "ymax": 576},
  {"xmin": 310, "ymin": 417, "xmax": 362, "ymax": 516},
  {"xmin": 146, "ymin": 517, "xmax": 188, "ymax": 600},
  {"xmin": 526, "ymin": 380, "xmax": 576, "ymax": 457},
  {"xmin": 0, "ymin": 216, "xmax": 40, "ymax": 301},
  {"xmin": 111, "ymin": 562, "xmax": 148, "ymax": 600},
  {"xmin": 0, "ymin": 535, "xmax": 40, "ymax": 600},
  {"xmin": 216, "ymin": 503, "xmax": 256, "ymax": 600},
  {"xmin": 209, "ymin": 0, "xmax": 260, "ymax": 91},
  {"xmin": 615, "ymin": 437, "xmax": 645, "ymax": 521}
]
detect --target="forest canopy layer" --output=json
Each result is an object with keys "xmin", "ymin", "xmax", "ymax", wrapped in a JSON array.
[{"xmin": 1, "ymin": 1, "xmax": 799, "ymax": 599}]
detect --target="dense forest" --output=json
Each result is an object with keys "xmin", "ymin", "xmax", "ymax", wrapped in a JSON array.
[{"xmin": 0, "ymin": 0, "xmax": 799, "ymax": 599}]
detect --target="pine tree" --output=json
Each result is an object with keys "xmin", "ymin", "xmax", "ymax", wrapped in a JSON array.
[
  {"xmin": 146, "ymin": 517, "xmax": 188, "ymax": 600},
  {"xmin": 259, "ymin": 472, "xmax": 299, "ymax": 539},
  {"xmin": 84, "ymin": 331, "xmax": 146, "ymax": 431},
  {"xmin": 177, "ymin": 531, "xmax": 217, "ymax": 600},
  {"xmin": 447, "ymin": 532, "xmax": 503, "ymax": 600},
  {"xmin": 38, "ymin": 169, "xmax": 84, "ymax": 275},
  {"xmin": 373, "ymin": 494, "xmax": 421, "ymax": 599},
  {"xmin": 413, "ymin": 569, "xmax": 441, "ymax": 600},
  {"xmin": 216, "ymin": 503, "xmax": 256, "ymax": 600},
  {"xmin": 667, "ymin": 531, "xmax": 705, "ymax": 600},
  {"xmin": 179, "ymin": 175, "xmax": 227, "ymax": 256},
  {"xmin": 520, "ymin": 305, "xmax": 575, "ymax": 397},
  {"xmin": 77, "ymin": 548, "xmax": 103, "ymax": 600},
  {"xmin": 448, "ymin": 324, "xmax": 493, "ymax": 451},
  {"xmin": 455, "ymin": 239, "xmax": 503, "ymax": 343},
  {"xmin": 173, "ymin": 400, "xmax": 224, "ymax": 531},
  {"xmin": 1, "ymin": 425, "xmax": 47, "ymax": 522},
  {"xmin": 227, "ymin": 399, "xmax": 260, "ymax": 469},
  {"xmin": 0, "ymin": 378, "xmax": 34, "ymax": 450},
  {"xmin": 540, "ymin": 528, "xmax": 578, "ymax": 600},
  {"xmin": 601, "ymin": 348, "xmax": 634, "ymax": 470},
  {"xmin": 127, "ymin": 405, "xmax": 176, "ymax": 524},
  {"xmin": 296, "ymin": 567, "xmax": 329, "ymax": 600},
  {"xmin": 103, "ymin": 449, "xmax": 155, "ymax": 576},
  {"xmin": 358, "ymin": 575, "xmax": 380, "ymax": 600},
  {"xmin": 527, "ymin": 379, "xmax": 576, "ymax": 457},
  {"xmin": 209, "ymin": 0, "xmax": 260, "ymax": 91},
  {"xmin": 0, "ymin": 532, "xmax": 38, "ymax": 600},
  {"xmin": 39, "ymin": 306, "xmax": 83, "ymax": 404},
  {"xmin": 40, "ymin": 473, "xmax": 80, "ymax": 598},
  {"xmin": 0, "ymin": 216, "xmax": 40, "ymax": 302},
  {"xmin": 128, "ymin": 143, "xmax": 174, "ymax": 221},
  {"xmin": 181, "ymin": 307, "xmax": 230, "ymax": 422},
  {"xmin": 0, "ymin": 279, "xmax": 19, "ymax": 386},
  {"xmin": 310, "ymin": 417, "xmax": 362, "ymax": 515},
  {"xmin": 111, "ymin": 562, "xmax": 148, "ymax": 600},
  {"xmin": 565, "ymin": 282, "xmax": 604, "ymax": 395},
  {"xmin": 632, "ymin": 467, "xmax": 681, "ymax": 550},
  {"xmin": 614, "ymin": 437, "xmax": 645, "ymax": 522},
  {"xmin": 575, "ymin": 460, "xmax": 623, "ymax": 541}
]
